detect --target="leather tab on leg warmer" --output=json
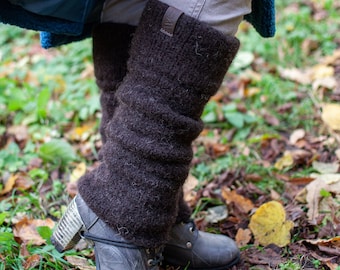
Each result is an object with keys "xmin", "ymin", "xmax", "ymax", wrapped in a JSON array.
[{"xmin": 161, "ymin": 6, "xmax": 183, "ymax": 37}]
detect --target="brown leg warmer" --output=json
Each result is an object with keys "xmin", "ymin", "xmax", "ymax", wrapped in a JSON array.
[
  {"xmin": 94, "ymin": 22, "xmax": 191, "ymax": 225},
  {"xmin": 78, "ymin": 0, "xmax": 239, "ymax": 248},
  {"xmin": 92, "ymin": 23, "xmax": 135, "ymax": 145}
]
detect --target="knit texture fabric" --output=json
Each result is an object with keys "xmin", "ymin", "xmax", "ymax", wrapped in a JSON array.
[
  {"xmin": 78, "ymin": 0, "xmax": 239, "ymax": 248},
  {"xmin": 93, "ymin": 22, "xmax": 191, "ymax": 222},
  {"xmin": 92, "ymin": 23, "xmax": 135, "ymax": 145}
]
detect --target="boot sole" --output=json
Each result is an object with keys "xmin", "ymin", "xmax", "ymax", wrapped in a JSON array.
[
  {"xmin": 51, "ymin": 197, "xmax": 85, "ymax": 252},
  {"xmin": 163, "ymin": 254, "xmax": 240, "ymax": 270}
]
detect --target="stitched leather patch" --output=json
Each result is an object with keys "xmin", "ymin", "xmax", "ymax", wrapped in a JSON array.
[{"xmin": 161, "ymin": 6, "xmax": 184, "ymax": 37}]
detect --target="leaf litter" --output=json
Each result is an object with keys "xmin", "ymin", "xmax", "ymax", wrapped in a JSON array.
[{"xmin": 1, "ymin": 1, "xmax": 340, "ymax": 269}]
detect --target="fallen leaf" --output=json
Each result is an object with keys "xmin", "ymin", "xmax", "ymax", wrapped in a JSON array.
[
  {"xmin": 243, "ymin": 87, "xmax": 261, "ymax": 98},
  {"xmin": 311, "ymin": 64, "xmax": 334, "ymax": 80},
  {"xmin": 278, "ymin": 67, "xmax": 311, "ymax": 85},
  {"xmin": 0, "ymin": 174, "xmax": 18, "ymax": 195},
  {"xmin": 222, "ymin": 188, "xmax": 254, "ymax": 213},
  {"xmin": 66, "ymin": 122, "xmax": 97, "ymax": 142},
  {"xmin": 23, "ymin": 254, "xmax": 41, "ymax": 270},
  {"xmin": 235, "ymin": 228, "xmax": 252, "ymax": 247},
  {"xmin": 208, "ymin": 142, "xmax": 230, "ymax": 157},
  {"xmin": 249, "ymin": 201, "xmax": 294, "ymax": 247},
  {"xmin": 66, "ymin": 182, "xmax": 78, "ymax": 197},
  {"xmin": 302, "ymin": 39, "xmax": 319, "ymax": 55},
  {"xmin": 70, "ymin": 162, "xmax": 87, "ymax": 183},
  {"xmin": 232, "ymin": 51, "xmax": 255, "ymax": 70},
  {"xmin": 312, "ymin": 161, "xmax": 339, "ymax": 174},
  {"xmin": 263, "ymin": 112, "xmax": 280, "ymax": 126},
  {"xmin": 274, "ymin": 151, "xmax": 294, "ymax": 170},
  {"xmin": 13, "ymin": 217, "xmax": 55, "ymax": 245},
  {"xmin": 302, "ymin": 236, "xmax": 340, "ymax": 256},
  {"xmin": 325, "ymin": 262, "xmax": 340, "ymax": 270},
  {"xmin": 183, "ymin": 174, "xmax": 198, "ymax": 206},
  {"xmin": 321, "ymin": 103, "xmax": 340, "ymax": 131},
  {"xmin": 312, "ymin": 77, "xmax": 337, "ymax": 91},
  {"xmin": 336, "ymin": 149, "xmax": 340, "ymax": 160},
  {"xmin": 289, "ymin": 129, "xmax": 306, "ymax": 145},
  {"xmin": 65, "ymin": 256, "xmax": 96, "ymax": 270},
  {"xmin": 305, "ymin": 173, "xmax": 340, "ymax": 223},
  {"xmin": 204, "ymin": 205, "xmax": 228, "ymax": 223},
  {"xmin": 7, "ymin": 125, "xmax": 29, "ymax": 142},
  {"xmin": 321, "ymin": 49, "xmax": 340, "ymax": 66},
  {"xmin": 14, "ymin": 172, "xmax": 34, "ymax": 191}
]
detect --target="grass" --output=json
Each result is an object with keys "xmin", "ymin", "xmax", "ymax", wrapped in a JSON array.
[{"xmin": 1, "ymin": 0, "xmax": 340, "ymax": 269}]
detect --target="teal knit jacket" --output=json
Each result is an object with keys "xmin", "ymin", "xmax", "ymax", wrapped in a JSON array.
[{"xmin": 0, "ymin": 0, "xmax": 275, "ymax": 48}]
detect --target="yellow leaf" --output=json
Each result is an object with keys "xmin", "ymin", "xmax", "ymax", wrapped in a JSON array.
[
  {"xmin": 70, "ymin": 162, "xmax": 87, "ymax": 183},
  {"xmin": 0, "ymin": 174, "xmax": 18, "ymax": 195},
  {"xmin": 249, "ymin": 201, "xmax": 294, "ymax": 247},
  {"xmin": 311, "ymin": 64, "xmax": 334, "ymax": 80},
  {"xmin": 274, "ymin": 151, "xmax": 294, "ymax": 170},
  {"xmin": 66, "ymin": 121, "xmax": 97, "ymax": 142},
  {"xmin": 321, "ymin": 103, "xmax": 340, "ymax": 131}
]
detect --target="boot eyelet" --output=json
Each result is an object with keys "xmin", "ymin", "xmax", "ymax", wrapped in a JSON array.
[
  {"xmin": 147, "ymin": 259, "xmax": 155, "ymax": 266},
  {"xmin": 189, "ymin": 227, "xmax": 194, "ymax": 233},
  {"xmin": 186, "ymin": 241, "xmax": 192, "ymax": 249}
]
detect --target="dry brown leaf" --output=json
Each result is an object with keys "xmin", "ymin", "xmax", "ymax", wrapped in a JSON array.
[
  {"xmin": 23, "ymin": 254, "xmax": 41, "ymax": 270},
  {"xmin": 312, "ymin": 161, "xmax": 339, "ymax": 174},
  {"xmin": 235, "ymin": 228, "xmax": 252, "ymax": 248},
  {"xmin": 289, "ymin": 129, "xmax": 306, "ymax": 145},
  {"xmin": 13, "ymin": 217, "xmax": 55, "ymax": 245},
  {"xmin": 7, "ymin": 125, "xmax": 29, "ymax": 142},
  {"xmin": 305, "ymin": 173, "xmax": 340, "ymax": 223},
  {"xmin": 321, "ymin": 49, "xmax": 340, "ymax": 66},
  {"xmin": 321, "ymin": 103, "xmax": 340, "ymax": 131},
  {"xmin": 183, "ymin": 174, "xmax": 198, "ymax": 206},
  {"xmin": 14, "ymin": 172, "xmax": 34, "ymax": 191},
  {"xmin": 278, "ymin": 67, "xmax": 311, "ymax": 85},
  {"xmin": 336, "ymin": 149, "xmax": 340, "ymax": 160},
  {"xmin": 208, "ymin": 142, "xmax": 230, "ymax": 157},
  {"xmin": 326, "ymin": 262, "xmax": 340, "ymax": 270},
  {"xmin": 0, "ymin": 174, "xmax": 18, "ymax": 195},
  {"xmin": 66, "ymin": 181, "xmax": 79, "ymax": 197},
  {"xmin": 249, "ymin": 201, "xmax": 294, "ymax": 247},
  {"xmin": 312, "ymin": 77, "xmax": 337, "ymax": 91},
  {"xmin": 222, "ymin": 187, "xmax": 254, "ymax": 213},
  {"xmin": 65, "ymin": 256, "xmax": 96, "ymax": 270},
  {"xmin": 302, "ymin": 236, "xmax": 340, "ymax": 256}
]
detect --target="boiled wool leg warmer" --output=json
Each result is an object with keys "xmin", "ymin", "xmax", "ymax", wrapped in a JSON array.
[
  {"xmin": 92, "ymin": 23, "xmax": 135, "ymax": 145},
  {"xmin": 94, "ymin": 21, "xmax": 191, "ymax": 224},
  {"xmin": 78, "ymin": 0, "xmax": 239, "ymax": 248}
]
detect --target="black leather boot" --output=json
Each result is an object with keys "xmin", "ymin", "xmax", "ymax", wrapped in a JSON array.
[
  {"xmin": 163, "ymin": 221, "xmax": 240, "ymax": 269},
  {"xmin": 51, "ymin": 195, "xmax": 162, "ymax": 270}
]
